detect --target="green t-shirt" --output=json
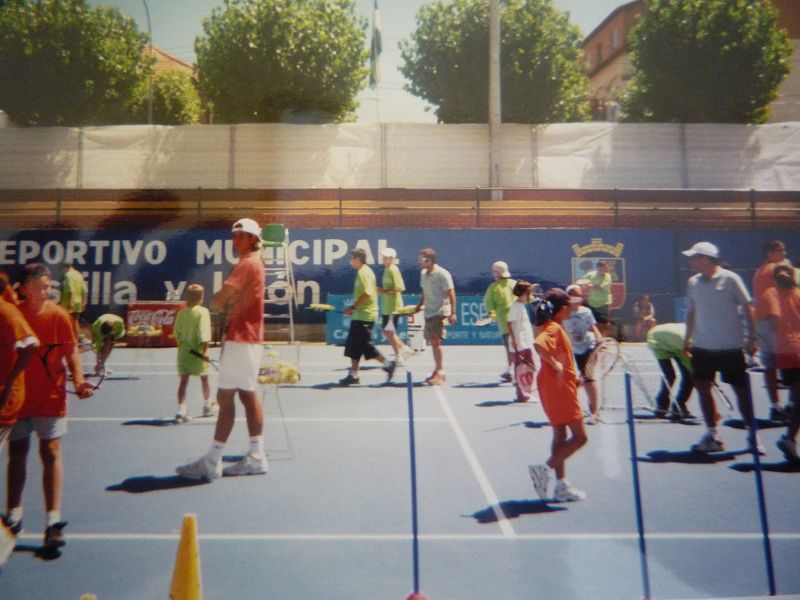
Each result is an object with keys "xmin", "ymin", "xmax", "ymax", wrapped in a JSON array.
[
  {"xmin": 91, "ymin": 314, "xmax": 126, "ymax": 353},
  {"xmin": 353, "ymin": 264, "xmax": 378, "ymax": 323},
  {"xmin": 381, "ymin": 264, "xmax": 405, "ymax": 315},
  {"xmin": 586, "ymin": 270, "xmax": 612, "ymax": 308},
  {"xmin": 175, "ymin": 305, "xmax": 212, "ymax": 376},
  {"xmin": 646, "ymin": 323, "xmax": 691, "ymax": 370},
  {"xmin": 483, "ymin": 278, "xmax": 516, "ymax": 334},
  {"xmin": 61, "ymin": 268, "xmax": 87, "ymax": 312}
]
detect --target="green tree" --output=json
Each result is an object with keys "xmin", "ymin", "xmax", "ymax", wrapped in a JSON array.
[
  {"xmin": 195, "ymin": 0, "xmax": 369, "ymax": 123},
  {"xmin": 399, "ymin": 0, "xmax": 590, "ymax": 123},
  {"xmin": 0, "ymin": 0, "xmax": 152, "ymax": 126},
  {"xmin": 140, "ymin": 70, "xmax": 202, "ymax": 125},
  {"xmin": 623, "ymin": 0, "xmax": 793, "ymax": 123}
]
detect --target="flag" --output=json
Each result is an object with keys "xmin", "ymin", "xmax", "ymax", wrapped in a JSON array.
[{"xmin": 369, "ymin": 0, "xmax": 382, "ymax": 89}]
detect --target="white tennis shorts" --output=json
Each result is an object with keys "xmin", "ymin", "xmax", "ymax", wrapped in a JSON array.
[{"xmin": 218, "ymin": 341, "xmax": 263, "ymax": 392}]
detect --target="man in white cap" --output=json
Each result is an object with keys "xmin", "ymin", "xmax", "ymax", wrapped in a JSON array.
[
  {"xmin": 682, "ymin": 241, "xmax": 758, "ymax": 454},
  {"xmin": 483, "ymin": 261, "xmax": 516, "ymax": 382},
  {"xmin": 378, "ymin": 247, "xmax": 412, "ymax": 365},
  {"xmin": 177, "ymin": 218, "xmax": 268, "ymax": 479}
]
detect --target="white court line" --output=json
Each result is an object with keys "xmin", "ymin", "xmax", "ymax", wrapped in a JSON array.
[
  {"xmin": 16, "ymin": 531, "xmax": 800, "ymax": 542},
  {"xmin": 431, "ymin": 385, "xmax": 516, "ymax": 538},
  {"xmin": 67, "ymin": 417, "xmax": 449, "ymax": 423}
]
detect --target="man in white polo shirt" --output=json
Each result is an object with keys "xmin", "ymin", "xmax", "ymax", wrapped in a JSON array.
[
  {"xmin": 414, "ymin": 248, "xmax": 456, "ymax": 385},
  {"xmin": 682, "ymin": 241, "xmax": 758, "ymax": 453}
]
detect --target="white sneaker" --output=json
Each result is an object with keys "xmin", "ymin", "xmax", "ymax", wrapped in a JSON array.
[
  {"xmin": 399, "ymin": 345, "xmax": 414, "ymax": 360},
  {"xmin": 174, "ymin": 412, "xmax": 191, "ymax": 424},
  {"xmin": 691, "ymin": 432, "xmax": 725, "ymax": 453},
  {"xmin": 554, "ymin": 481, "xmax": 587, "ymax": 502},
  {"xmin": 202, "ymin": 402, "xmax": 219, "ymax": 417},
  {"xmin": 528, "ymin": 464, "xmax": 551, "ymax": 501},
  {"xmin": 223, "ymin": 454, "xmax": 269, "ymax": 477},
  {"xmin": 176, "ymin": 456, "xmax": 221, "ymax": 481}
]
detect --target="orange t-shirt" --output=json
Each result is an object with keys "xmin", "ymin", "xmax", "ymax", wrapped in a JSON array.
[
  {"xmin": 535, "ymin": 320, "xmax": 583, "ymax": 426},
  {"xmin": 18, "ymin": 300, "xmax": 76, "ymax": 418},
  {"xmin": 753, "ymin": 261, "xmax": 778, "ymax": 321},
  {"xmin": 224, "ymin": 252, "xmax": 265, "ymax": 344},
  {"xmin": 0, "ymin": 299, "xmax": 38, "ymax": 426},
  {"xmin": 763, "ymin": 286, "xmax": 800, "ymax": 369}
]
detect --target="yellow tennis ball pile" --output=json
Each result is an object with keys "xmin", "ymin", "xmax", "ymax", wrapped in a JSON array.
[{"xmin": 257, "ymin": 362, "xmax": 300, "ymax": 385}]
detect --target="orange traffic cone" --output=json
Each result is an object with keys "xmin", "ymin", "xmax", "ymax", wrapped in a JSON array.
[
  {"xmin": 406, "ymin": 593, "xmax": 429, "ymax": 600},
  {"xmin": 169, "ymin": 513, "xmax": 202, "ymax": 600}
]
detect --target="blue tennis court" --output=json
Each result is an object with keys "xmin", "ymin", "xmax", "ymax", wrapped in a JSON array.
[{"xmin": 1, "ymin": 342, "xmax": 799, "ymax": 599}]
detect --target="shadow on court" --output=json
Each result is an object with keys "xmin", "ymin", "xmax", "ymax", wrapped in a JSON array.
[
  {"xmin": 106, "ymin": 475, "xmax": 210, "ymax": 494},
  {"xmin": 723, "ymin": 418, "xmax": 785, "ymax": 430},
  {"xmin": 469, "ymin": 500, "xmax": 567, "ymax": 524},
  {"xmin": 121, "ymin": 419, "xmax": 181, "ymax": 427},
  {"xmin": 11, "ymin": 544, "xmax": 62, "ymax": 562},
  {"xmin": 730, "ymin": 461, "xmax": 800, "ymax": 473},
  {"xmin": 475, "ymin": 400, "xmax": 531, "ymax": 408},
  {"xmin": 640, "ymin": 449, "xmax": 749, "ymax": 464},
  {"xmin": 454, "ymin": 382, "xmax": 504, "ymax": 389}
]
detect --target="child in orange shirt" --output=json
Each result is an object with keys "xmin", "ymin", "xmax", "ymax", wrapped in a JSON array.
[
  {"xmin": 528, "ymin": 288, "xmax": 588, "ymax": 502},
  {"xmin": 6, "ymin": 264, "xmax": 93, "ymax": 550}
]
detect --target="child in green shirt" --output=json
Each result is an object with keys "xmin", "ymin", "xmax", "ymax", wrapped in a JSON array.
[{"xmin": 174, "ymin": 284, "xmax": 214, "ymax": 422}]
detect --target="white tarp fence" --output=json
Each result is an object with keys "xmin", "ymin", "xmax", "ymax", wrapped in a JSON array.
[{"xmin": 0, "ymin": 122, "xmax": 798, "ymax": 190}]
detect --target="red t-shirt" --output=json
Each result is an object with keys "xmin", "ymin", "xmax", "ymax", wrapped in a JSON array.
[
  {"xmin": 19, "ymin": 300, "xmax": 76, "ymax": 418},
  {"xmin": 763, "ymin": 286, "xmax": 800, "ymax": 369},
  {"xmin": 0, "ymin": 299, "xmax": 38, "ymax": 426},
  {"xmin": 535, "ymin": 321, "xmax": 583, "ymax": 426},
  {"xmin": 224, "ymin": 252, "xmax": 265, "ymax": 344},
  {"xmin": 753, "ymin": 261, "xmax": 779, "ymax": 321}
]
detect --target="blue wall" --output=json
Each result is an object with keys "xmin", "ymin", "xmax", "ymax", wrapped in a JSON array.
[{"xmin": 2, "ymin": 228, "xmax": 798, "ymax": 330}]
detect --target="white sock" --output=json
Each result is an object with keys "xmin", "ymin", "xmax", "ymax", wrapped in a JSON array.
[
  {"xmin": 206, "ymin": 441, "xmax": 225, "ymax": 463},
  {"xmin": 46, "ymin": 510, "xmax": 61, "ymax": 527},
  {"xmin": 249, "ymin": 436, "xmax": 264, "ymax": 457},
  {"xmin": 708, "ymin": 427, "xmax": 718, "ymax": 437},
  {"xmin": 8, "ymin": 507, "xmax": 22, "ymax": 524},
  {"xmin": 177, "ymin": 403, "xmax": 188, "ymax": 416},
  {"xmin": 557, "ymin": 478, "xmax": 566, "ymax": 486}
]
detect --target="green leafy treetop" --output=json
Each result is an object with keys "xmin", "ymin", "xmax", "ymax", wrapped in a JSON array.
[
  {"xmin": 0, "ymin": 0, "xmax": 152, "ymax": 126},
  {"xmin": 400, "ymin": 0, "xmax": 591, "ymax": 123},
  {"xmin": 195, "ymin": 0, "xmax": 369, "ymax": 123},
  {"xmin": 623, "ymin": 0, "xmax": 793, "ymax": 123}
]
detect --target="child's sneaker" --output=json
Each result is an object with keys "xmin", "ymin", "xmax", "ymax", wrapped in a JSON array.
[
  {"xmin": 554, "ymin": 481, "xmax": 586, "ymax": 502},
  {"xmin": 44, "ymin": 521, "xmax": 68, "ymax": 549},
  {"xmin": 528, "ymin": 464, "xmax": 551, "ymax": 501},
  {"xmin": 1, "ymin": 515, "xmax": 21, "ymax": 536},
  {"xmin": 769, "ymin": 406, "xmax": 789, "ymax": 423},
  {"xmin": 223, "ymin": 454, "xmax": 269, "ymax": 476},
  {"xmin": 176, "ymin": 456, "xmax": 222, "ymax": 480},
  {"xmin": 174, "ymin": 411, "xmax": 191, "ymax": 424},
  {"xmin": 339, "ymin": 374, "xmax": 360, "ymax": 386},
  {"xmin": 500, "ymin": 371, "xmax": 513, "ymax": 383},
  {"xmin": 691, "ymin": 432, "xmax": 725, "ymax": 453},
  {"xmin": 777, "ymin": 435, "xmax": 800, "ymax": 463},
  {"xmin": 383, "ymin": 360, "xmax": 397, "ymax": 382},
  {"xmin": 202, "ymin": 402, "xmax": 219, "ymax": 417}
]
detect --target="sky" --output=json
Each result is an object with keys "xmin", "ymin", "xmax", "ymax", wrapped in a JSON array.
[{"xmin": 90, "ymin": 0, "xmax": 629, "ymax": 123}]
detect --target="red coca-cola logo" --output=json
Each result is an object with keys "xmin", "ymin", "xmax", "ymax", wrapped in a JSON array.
[{"xmin": 128, "ymin": 308, "xmax": 177, "ymax": 327}]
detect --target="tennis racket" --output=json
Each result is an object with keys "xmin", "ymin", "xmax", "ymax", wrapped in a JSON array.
[
  {"xmin": 306, "ymin": 303, "xmax": 349, "ymax": 314},
  {"xmin": 36, "ymin": 343, "xmax": 97, "ymax": 397},
  {"xmin": 474, "ymin": 311, "xmax": 496, "ymax": 327},
  {"xmin": 711, "ymin": 380, "xmax": 735, "ymax": 413},
  {"xmin": 189, "ymin": 349, "xmax": 220, "ymax": 371},
  {"xmin": 393, "ymin": 306, "xmax": 421, "ymax": 315},
  {"xmin": 583, "ymin": 337, "xmax": 620, "ymax": 381}
]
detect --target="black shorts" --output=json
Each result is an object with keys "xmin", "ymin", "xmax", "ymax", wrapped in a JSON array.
[
  {"xmin": 691, "ymin": 348, "xmax": 748, "ymax": 388},
  {"xmin": 781, "ymin": 368, "xmax": 800, "ymax": 387},
  {"xmin": 344, "ymin": 320, "xmax": 380, "ymax": 361},
  {"xmin": 381, "ymin": 314, "xmax": 400, "ymax": 331},
  {"xmin": 574, "ymin": 350, "xmax": 595, "ymax": 382},
  {"xmin": 589, "ymin": 305, "xmax": 610, "ymax": 325}
]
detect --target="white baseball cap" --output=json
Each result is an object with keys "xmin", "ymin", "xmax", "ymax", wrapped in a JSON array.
[
  {"xmin": 232, "ymin": 218, "xmax": 261, "ymax": 241},
  {"xmin": 492, "ymin": 261, "xmax": 511, "ymax": 277},
  {"xmin": 381, "ymin": 248, "xmax": 397, "ymax": 259},
  {"xmin": 682, "ymin": 241, "xmax": 719, "ymax": 259},
  {"xmin": 565, "ymin": 284, "xmax": 583, "ymax": 296}
]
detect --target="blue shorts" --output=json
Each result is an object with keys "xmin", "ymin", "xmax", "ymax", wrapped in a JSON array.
[{"xmin": 10, "ymin": 416, "xmax": 68, "ymax": 442}]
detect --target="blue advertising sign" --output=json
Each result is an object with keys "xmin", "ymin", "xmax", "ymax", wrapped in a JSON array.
[
  {"xmin": 2, "ymin": 228, "xmax": 798, "ymax": 333},
  {"xmin": 325, "ymin": 294, "xmax": 505, "ymax": 346}
]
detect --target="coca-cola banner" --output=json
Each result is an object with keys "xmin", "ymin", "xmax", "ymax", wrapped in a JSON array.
[
  {"xmin": 1, "ymin": 228, "xmax": 799, "ymax": 330},
  {"xmin": 126, "ymin": 301, "xmax": 186, "ymax": 347}
]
